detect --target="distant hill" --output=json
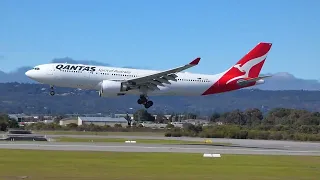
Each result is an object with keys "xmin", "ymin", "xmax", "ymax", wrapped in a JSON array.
[
  {"xmin": 259, "ymin": 72, "xmax": 320, "ymax": 90},
  {"xmin": 0, "ymin": 83, "xmax": 320, "ymax": 115},
  {"xmin": 1, "ymin": 58, "xmax": 320, "ymax": 90}
]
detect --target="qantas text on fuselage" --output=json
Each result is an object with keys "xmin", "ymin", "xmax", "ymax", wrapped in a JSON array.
[{"xmin": 25, "ymin": 42, "xmax": 273, "ymax": 109}]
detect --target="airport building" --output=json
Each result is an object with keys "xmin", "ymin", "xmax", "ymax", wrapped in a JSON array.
[
  {"xmin": 77, "ymin": 116, "xmax": 129, "ymax": 126},
  {"xmin": 59, "ymin": 116, "xmax": 129, "ymax": 127},
  {"xmin": 59, "ymin": 118, "xmax": 78, "ymax": 126}
]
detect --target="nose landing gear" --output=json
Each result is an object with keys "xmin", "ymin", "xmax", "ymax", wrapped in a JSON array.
[{"xmin": 49, "ymin": 85, "xmax": 55, "ymax": 96}]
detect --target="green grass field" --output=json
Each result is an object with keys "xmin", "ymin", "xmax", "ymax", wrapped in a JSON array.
[
  {"xmin": 55, "ymin": 137, "xmax": 231, "ymax": 145},
  {"xmin": 0, "ymin": 149, "xmax": 319, "ymax": 180},
  {"xmin": 36, "ymin": 131, "xmax": 165, "ymax": 136}
]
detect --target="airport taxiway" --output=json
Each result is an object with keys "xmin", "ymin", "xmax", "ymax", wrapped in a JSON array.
[{"xmin": 0, "ymin": 141, "xmax": 319, "ymax": 156}]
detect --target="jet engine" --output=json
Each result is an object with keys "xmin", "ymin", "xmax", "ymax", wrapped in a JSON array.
[{"xmin": 98, "ymin": 80, "xmax": 129, "ymax": 97}]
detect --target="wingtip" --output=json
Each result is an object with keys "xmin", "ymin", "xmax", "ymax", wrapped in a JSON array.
[{"xmin": 189, "ymin": 57, "xmax": 201, "ymax": 65}]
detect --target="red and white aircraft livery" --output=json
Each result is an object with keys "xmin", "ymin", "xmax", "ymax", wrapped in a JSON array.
[{"xmin": 25, "ymin": 42, "xmax": 273, "ymax": 108}]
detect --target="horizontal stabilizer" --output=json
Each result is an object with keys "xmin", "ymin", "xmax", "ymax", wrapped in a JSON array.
[{"xmin": 237, "ymin": 75, "xmax": 272, "ymax": 86}]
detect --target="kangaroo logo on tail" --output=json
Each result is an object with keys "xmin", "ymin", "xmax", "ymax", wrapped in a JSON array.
[
  {"xmin": 201, "ymin": 42, "xmax": 272, "ymax": 96},
  {"xmin": 226, "ymin": 52, "xmax": 269, "ymax": 84}
]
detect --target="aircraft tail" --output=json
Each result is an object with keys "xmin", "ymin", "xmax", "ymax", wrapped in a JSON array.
[
  {"xmin": 224, "ymin": 42, "xmax": 272, "ymax": 84},
  {"xmin": 202, "ymin": 42, "xmax": 273, "ymax": 95}
]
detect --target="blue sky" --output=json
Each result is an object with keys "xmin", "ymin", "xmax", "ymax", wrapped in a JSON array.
[{"xmin": 1, "ymin": 0, "xmax": 319, "ymax": 79}]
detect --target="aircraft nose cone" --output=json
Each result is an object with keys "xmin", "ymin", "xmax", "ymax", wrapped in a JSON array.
[{"xmin": 25, "ymin": 70, "xmax": 31, "ymax": 77}]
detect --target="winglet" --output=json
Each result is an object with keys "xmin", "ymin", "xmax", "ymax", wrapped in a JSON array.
[{"xmin": 189, "ymin": 57, "xmax": 201, "ymax": 65}]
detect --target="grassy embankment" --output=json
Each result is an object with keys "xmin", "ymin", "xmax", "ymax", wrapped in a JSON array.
[
  {"xmin": 20, "ymin": 130, "xmax": 230, "ymax": 145},
  {"xmin": 0, "ymin": 149, "xmax": 319, "ymax": 180},
  {"xmin": 36, "ymin": 131, "xmax": 165, "ymax": 136}
]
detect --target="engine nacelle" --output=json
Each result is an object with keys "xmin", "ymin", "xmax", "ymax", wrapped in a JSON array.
[{"xmin": 99, "ymin": 80, "xmax": 129, "ymax": 97}]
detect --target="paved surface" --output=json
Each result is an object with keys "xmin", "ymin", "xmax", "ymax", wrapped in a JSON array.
[
  {"xmin": 0, "ymin": 141, "xmax": 319, "ymax": 156},
  {"xmin": 1, "ymin": 133, "xmax": 319, "ymax": 155},
  {"xmin": 44, "ymin": 134, "xmax": 320, "ymax": 152}
]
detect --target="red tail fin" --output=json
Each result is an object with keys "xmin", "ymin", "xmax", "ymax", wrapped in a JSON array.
[
  {"xmin": 233, "ymin": 42, "xmax": 272, "ymax": 78},
  {"xmin": 224, "ymin": 42, "xmax": 272, "ymax": 84},
  {"xmin": 202, "ymin": 42, "xmax": 272, "ymax": 95}
]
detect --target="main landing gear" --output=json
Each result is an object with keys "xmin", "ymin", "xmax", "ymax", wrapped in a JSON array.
[
  {"xmin": 137, "ymin": 95, "xmax": 153, "ymax": 109},
  {"xmin": 49, "ymin": 85, "xmax": 55, "ymax": 96}
]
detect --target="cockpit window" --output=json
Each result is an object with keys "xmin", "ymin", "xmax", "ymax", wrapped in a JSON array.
[{"xmin": 33, "ymin": 67, "xmax": 40, "ymax": 70}]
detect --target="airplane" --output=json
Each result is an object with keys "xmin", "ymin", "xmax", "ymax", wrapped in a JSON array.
[{"xmin": 25, "ymin": 42, "xmax": 273, "ymax": 109}]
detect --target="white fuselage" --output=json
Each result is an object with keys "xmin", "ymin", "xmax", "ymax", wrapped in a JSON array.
[
  {"xmin": 24, "ymin": 42, "xmax": 271, "ymax": 110},
  {"xmin": 25, "ymin": 63, "xmax": 226, "ymax": 96}
]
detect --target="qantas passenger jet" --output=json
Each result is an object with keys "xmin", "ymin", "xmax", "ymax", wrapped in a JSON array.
[{"xmin": 25, "ymin": 42, "xmax": 272, "ymax": 109}]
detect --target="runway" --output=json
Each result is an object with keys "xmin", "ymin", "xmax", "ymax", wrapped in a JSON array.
[
  {"xmin": 46, "ymin": 134, "xmax": 320, "ymax": 152},
  {"xmin": 0, "ymin": 141, "xmax": 319, "ymax": 156}
]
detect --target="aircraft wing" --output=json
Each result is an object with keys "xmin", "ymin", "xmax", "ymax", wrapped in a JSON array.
[{"xmin": 125, "ymin": 57, "xmax": 201, "ymax": 91}]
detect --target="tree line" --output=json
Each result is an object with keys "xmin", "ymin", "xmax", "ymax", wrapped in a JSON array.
[
  {"xmin": 165, "ymin": 108, "xmax": 320, "ymax": 141},
  {"xmin": 0, "ymin": 114, "xmax": 19, "ymax": 131}
]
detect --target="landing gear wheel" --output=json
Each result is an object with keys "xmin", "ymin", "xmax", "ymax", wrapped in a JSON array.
[
  {"xmin": 50, "ymin": 91, "xmax": 55, "ymax": 96},
  {"xmin": 137, "ymin": 95, "xmax": 148, "ymax": 105},
  {"xmin": 137, "ymin": 99, "xmax": 144, "ymax": 104},
  {"xmin": 49, "ymin": 85, "xmax": 55, "ymax": 96},
  {"xmin": 144, "ymin": 101, "xmax": 153, "ymax": 109},
  {"xmin": 137, "ymin": 95, "xmax": 153, "ymax": 108}
]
